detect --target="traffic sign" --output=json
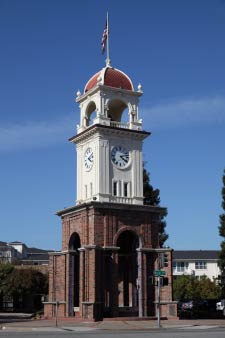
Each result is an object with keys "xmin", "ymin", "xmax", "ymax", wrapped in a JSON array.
[{"xmin": 153, "ymin": 270, "xmax": 166, "ymax": 276}]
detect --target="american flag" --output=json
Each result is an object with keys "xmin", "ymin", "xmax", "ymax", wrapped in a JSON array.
[{"xmin": 101, "ymin": 20, "xmax": 108, "ymax": 54}]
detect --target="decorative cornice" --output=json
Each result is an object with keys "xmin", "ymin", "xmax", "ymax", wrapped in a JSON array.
[
  {"xmin": 69, "ymin": 124, "xmax": 150, "ymax": 144},
  {"xmin": 136, "ymin": 247, "xmax": 173, "ymax": 253},
  {"xmin": 103, "ymin": 246, "xmax": 120, "ymax": 251},
  {"xmin": 56, "ymin": 200, "xmax": 166, "ymax": 217}
]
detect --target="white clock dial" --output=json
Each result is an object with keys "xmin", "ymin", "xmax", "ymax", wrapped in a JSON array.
[
  {"xmin": 111, "ymin": 146, "xmax": 130, "ymax": 168},
  {"xmin": 84, "ymin": 147, "xmax": 94, "ymax": 171}
]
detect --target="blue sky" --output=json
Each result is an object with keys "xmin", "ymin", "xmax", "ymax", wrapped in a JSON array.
[{"xmin": 0, "ymin": 0, "xmax": 225, "ymax": 250}]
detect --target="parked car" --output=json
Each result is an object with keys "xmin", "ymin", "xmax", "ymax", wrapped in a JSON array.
[
  {"xmin": 178, "ymin": 299, "xmax": 220, "ymax": 318},
  {"xmin": 216, "ymin": 299, "xmax": 225, "ymax": 316}
]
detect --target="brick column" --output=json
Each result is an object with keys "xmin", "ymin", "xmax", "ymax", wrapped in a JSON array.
[
  {"xmin": 68, "ymin": 250, "xmax": 74, "ymax": 316},
  {"xmin": 80, "ymin": 245, "xmax": 103, "ymax": 321},
  {"xmin": 78, "ymin": 247, "xmax": 85, "ymax": 317},
  {"xmin": 111, "ymin": 247, "xmax": 119, "ymax": 317},
  {"xmin": 137, "ymin": 248, "xmax": 143, "ymax": 317}
]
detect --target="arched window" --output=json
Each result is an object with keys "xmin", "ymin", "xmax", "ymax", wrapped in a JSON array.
[
  {"xmin": 69, "ymin": 233, "xmax": 81, "ymax": 315},
  {"xmin": 85, "ymin": 102, "xmax": 97, "ymax": 126},
  {"xmin": 108, "ymin": 99, "xmax": 128, "ymax": 123}
]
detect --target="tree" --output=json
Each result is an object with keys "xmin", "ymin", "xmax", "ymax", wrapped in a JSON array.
[
  {"xmin": 4, "ymin": 268, "xmax": 48, "ymax": 298},
  {"xmin": 218, "ymin": 168, "xmax": 225, "ymax": 293},
  {"xmin": 173, "ymin": 275, "xmax": 221, "ymax": 301},
  {"xmin": 196, "ymin": 277, "xmax": 221, "ymax": 300},
  {"xmin": 173, "ymin": 275, "xmax": 197, "ymax": 301},
  {"xmin": 143, "ymin": 167, "xmax": 160, "ymax": 205},
  {"xmin": 0, "ymin": 266, "xmax": 48, "ymax": 312},
  {"xmin": 143, "ymin": 165, "xmax": 168, "ymax": 247},
  {"xmin": 0, "ymin": 264, "xmax": 14, "ymax": 295}
]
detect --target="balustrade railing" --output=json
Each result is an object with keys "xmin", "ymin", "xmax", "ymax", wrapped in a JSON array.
[{"xmin": 110, "ymin": 121, "xmax": 129, "ymax": 129}]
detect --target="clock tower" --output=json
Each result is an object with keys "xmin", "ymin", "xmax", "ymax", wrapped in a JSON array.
[
  {"xmin": 71, "ymin": 65, "xmax": 148, "ymax": 206},
  {"xmin": 44, "ymin": 62, "xmax": 177, "ymax": 321}
]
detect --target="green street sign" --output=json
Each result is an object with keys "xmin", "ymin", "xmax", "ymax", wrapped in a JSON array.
[{"xmin": 153, "ymin": 270, "xmax": 166, "ymax": 276}]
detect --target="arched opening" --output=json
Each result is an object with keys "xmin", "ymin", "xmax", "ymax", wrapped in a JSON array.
[
  {"xmin": 117, "ymin": 231, "xmax": 139, "ymax": 312},
  {"xmin": 120, "ymin": 107, "xmax": 129, "ymax": 123},
  {"xmin": 85, "ymin": 101, "xmax": 97, "ymax": 126},
  {"xmin": 108, "ymin": 99, "xmax": 128, "ymax": 123},
  {"xmin": 69, "ymin": 233, "xmax": 81, "ymax": 316}
]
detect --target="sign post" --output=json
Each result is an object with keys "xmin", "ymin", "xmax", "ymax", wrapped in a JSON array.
[
  {"xmin": 153, "ymin": 270, "xmax": 166, "ymax": 328},
  {"xmin": 153, "ymin": 270, "xmax": 166, "ymax": 277},
  {"xmin": 42, "ymin": 300, "xmax": 66, "ymax": 327}
]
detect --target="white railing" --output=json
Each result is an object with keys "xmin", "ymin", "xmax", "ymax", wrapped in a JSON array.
[
  {"xmin": 109, "ymin": 196, "xmax": 133, "ymax": 204},
  {"xmin": 110, "ymin": 121, "xmax": 129, "ymax": 129}
]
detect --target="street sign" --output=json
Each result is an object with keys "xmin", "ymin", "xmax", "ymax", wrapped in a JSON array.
[{"xmin": 153, "ymin": 270, "xmax": 166, "ymax": 276}]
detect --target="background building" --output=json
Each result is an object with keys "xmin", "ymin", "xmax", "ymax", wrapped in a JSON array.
[
  {"xmin": 173, "ymin": 250, "xmax": 220, "ymax": 281},
  {"xmin": 0, "ymin": 241, "xmax": 50, "ymax": 266}
]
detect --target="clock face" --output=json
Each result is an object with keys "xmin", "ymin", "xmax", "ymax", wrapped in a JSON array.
[
  {"xmin": 111, "ymin": 146, "xmax": 130, "ymax": 168},
  {"xmin": 84, "ymin": 147, "xmax": 94, "ymax": 171}
]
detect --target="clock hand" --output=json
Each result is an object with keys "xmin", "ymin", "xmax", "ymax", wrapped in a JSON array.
[
  {"xmin": 120, "ymin": 154, "xmax": 128, "ymax": 162},
  {"xmin": 88, "ymin": 154, "xmax": 93, "ymax": 162}
]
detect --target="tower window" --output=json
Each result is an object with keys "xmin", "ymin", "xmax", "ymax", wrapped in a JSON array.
[
  {"xmin": 124, "ymin": 182, "xmax": 128, "ymax": 197},
  {"xmin": 85, "ymin": 185, "xmax": 87, "ymax": 199},
  {"xmin": 90, "ymin": 182, "xmax": 93, "ymax": 197},
  {"xmin": 113, "ymin": 181, "xmax": 117, "ymax": 196}
]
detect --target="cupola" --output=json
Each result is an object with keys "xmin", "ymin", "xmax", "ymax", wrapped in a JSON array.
[
  {"xmin": 84, "ymin": 66, "xmax": 134, "ymax": 93},
  {"xmin": 76, "ymin": 64, "xmax": 143, "ymax": 134}
]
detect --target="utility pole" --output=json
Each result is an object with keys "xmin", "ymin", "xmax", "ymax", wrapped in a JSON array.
[{"xmin": 42, "ymin": 300, "xmax": 66, "ymax": 327}]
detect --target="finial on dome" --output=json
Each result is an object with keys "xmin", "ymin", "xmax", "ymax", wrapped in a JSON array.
[
  {"xmin": 138, "ymin": 83, "xmax": 143, "ymax": 92},
  {"xmin": 76, "ymin": 89, "xmax": 81, "ymax": 98},
  {"xmin": 106, "ymin": 57, "xmax": 111, "ymax": 67}
]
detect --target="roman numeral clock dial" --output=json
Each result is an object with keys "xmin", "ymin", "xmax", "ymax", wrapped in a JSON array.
[
  {"xmin": 84, "ymin": 147, "xmax": 94, "ymax": 171},
  {"xmin": 111, "ymin": 146, "xmax": 130, "ymax": 168}
]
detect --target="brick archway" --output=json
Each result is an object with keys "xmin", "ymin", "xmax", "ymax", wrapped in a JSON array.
[
  {"xmin": 116, "ymin": 230, "xmax": 139, "ymax": 314},
  {"xmin": 113, "ymin": 226, "xmax": 144, "ymax": 248}
]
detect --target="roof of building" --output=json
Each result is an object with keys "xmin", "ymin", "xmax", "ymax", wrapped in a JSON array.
[
  {"xmin": 84, "ymin": 66, "xmax": 134, "ymax": 93},
  {"xmin": 0, "ymin": 240, "xmax": 52, "ymax": 264},
  {"xmin": 26, "ymin": 247, "xmax": 51, "ymax": 254},
  {"xmin": 24, "ymin": 247, "xmax": 53, "ymax": 261},
  {"xmin": 173, "ymin": 250, "xmax": 219, "ymax": 260},
  {"xmin": 23, "ymin": 253, "xmax": 50, "ymax": 262}
]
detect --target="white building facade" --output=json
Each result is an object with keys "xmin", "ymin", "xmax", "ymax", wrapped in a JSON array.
[{"xmin": 173, "ymin": 250, "xmax": 220, "ymax": 281}]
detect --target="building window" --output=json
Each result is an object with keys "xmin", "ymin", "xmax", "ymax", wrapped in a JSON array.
[
  {"xmin": 85, "ymin": 185, "xmax": 87, "ymax": 199},
  {"xmin": 195, "ymin": 261, "xmax": 207, "ymax": 269},
  {"xmin": 124, "ymin": 182, "xmax": 128, "ymax": 197},
  {"xmin": 90, "ymin": 182, "xmax": 93, "ymax": 197},
  {"xmin": 113, "ymin": 181, "xmax": 117, "ymax": 196},
  {"xmin": 174, "ymin": 262, "xmax": 189, "ymax": 272}
]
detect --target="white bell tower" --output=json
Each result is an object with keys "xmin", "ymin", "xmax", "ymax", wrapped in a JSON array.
[{"xmin": 70, "ymin": 65, "xmax": 150, "ymax": 206}]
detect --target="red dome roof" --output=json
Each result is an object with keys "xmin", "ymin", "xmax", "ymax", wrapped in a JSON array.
[{"xmin": 84, "ymin": 67, "xmax": 134, "ymax": 93}]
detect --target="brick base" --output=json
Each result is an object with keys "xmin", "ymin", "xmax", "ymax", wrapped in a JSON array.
[{"xmin": 44, "ymin": 201, "xmax": 177, "ymax": 320}]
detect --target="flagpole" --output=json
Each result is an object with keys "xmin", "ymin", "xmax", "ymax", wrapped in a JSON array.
[{"xmin": 106, "ymin": 12, "xmax": 110, "ymax": 66}]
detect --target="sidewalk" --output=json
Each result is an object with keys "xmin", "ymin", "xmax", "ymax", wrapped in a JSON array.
[{"xmin": 1, "ymin": 316, "xmax": 225, "ymax": 332}]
